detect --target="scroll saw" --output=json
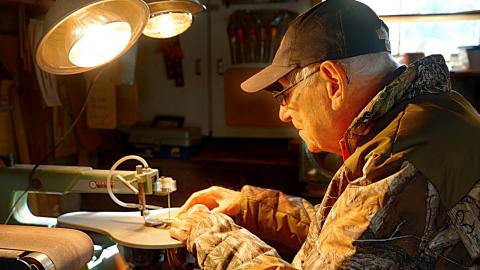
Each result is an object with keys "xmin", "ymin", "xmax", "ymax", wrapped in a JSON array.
[{"xmin": 0, "ymin": 155, "xmax": 186, "ymax": 269}]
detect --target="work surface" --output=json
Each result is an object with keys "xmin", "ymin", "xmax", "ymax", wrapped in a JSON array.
[{"xmin": 57, "ymin": 208, "xmax": 183, "ymax": 249}]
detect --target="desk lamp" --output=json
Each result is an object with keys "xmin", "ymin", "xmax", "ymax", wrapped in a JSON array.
[
  {"xmin": 31, "ymin": 0, "xmax": 205, "ymax": 224},
  {"xmin": 36, "ymin": 0, "xmax": 205, "ymax": 75},
  {"xmin": 143, "ymin": 0, "xmax": 206, "ymax": 38}
]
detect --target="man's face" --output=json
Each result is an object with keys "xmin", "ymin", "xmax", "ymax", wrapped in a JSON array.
[{"xmin": 277, "ymin": 75, "xmax": 340, "ymax": 154}]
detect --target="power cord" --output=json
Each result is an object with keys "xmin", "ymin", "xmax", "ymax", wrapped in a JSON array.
[{"xmin": 4, "ymin": 69, "xmax": 104, "ymax": 225}]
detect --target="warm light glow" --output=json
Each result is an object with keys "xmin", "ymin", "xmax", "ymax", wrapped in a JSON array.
[
  {"xmin": 143, "ymin": 12, "xmax": 193, "ymax": 38},
  {"xmin": 69, "ymin": 21, "xmax": 132, "ymax": 68}
]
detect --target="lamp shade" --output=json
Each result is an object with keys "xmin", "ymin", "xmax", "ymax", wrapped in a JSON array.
[
  {"xmin": 36, "ymin": 0, "xmax": 149, "ymax": 75},
  {"xmin": 143, "ymin": 0, "xmax": 206, "ymax": 38}
]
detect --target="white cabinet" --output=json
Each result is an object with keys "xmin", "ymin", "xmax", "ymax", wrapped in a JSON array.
[
  {"xmin": 137, "ymin": 0, "xmax": 310, "ymax": 138},
  {"xmin": 136, "ymin": 11, "xmax": 210, "ymax": 135}
]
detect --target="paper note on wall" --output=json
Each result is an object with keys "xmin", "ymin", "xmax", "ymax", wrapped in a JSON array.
[{"xmin": 86, "ymin": 69, "xmax": 117, "ymax": 129}]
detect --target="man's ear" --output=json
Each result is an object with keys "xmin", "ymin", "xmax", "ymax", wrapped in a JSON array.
[{"xmin": 319, "ymin": 61, "xmax": 348, "ymax": 111}]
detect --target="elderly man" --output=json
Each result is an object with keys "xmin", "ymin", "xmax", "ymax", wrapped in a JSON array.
[{"xmin": 170, "ymin": 0, "xmax": 480, "ymax": 268}]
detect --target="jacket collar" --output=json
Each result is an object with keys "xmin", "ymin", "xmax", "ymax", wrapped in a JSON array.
[{"xmin": 342, "ymin": 54, "xmax": 452, "ymax": 157}]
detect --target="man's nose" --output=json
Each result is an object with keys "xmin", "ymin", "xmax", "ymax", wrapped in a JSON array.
[{"xmin": 278, "ymin": 105, "xmax": 292, "ymax": 122}]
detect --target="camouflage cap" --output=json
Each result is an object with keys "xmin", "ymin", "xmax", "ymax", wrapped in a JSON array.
[{"xmin": 241, "ymin": 0, "xmax": 390, "ymax": 93}]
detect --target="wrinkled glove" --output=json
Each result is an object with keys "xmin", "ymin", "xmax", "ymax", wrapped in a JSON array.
[
  {"xmin": 170, "ymin": 204, "xmax": 212, "ymax": 245},
  {"xmin": 169, "ymin": 203, "xmax": 293, "ymax": 269}
]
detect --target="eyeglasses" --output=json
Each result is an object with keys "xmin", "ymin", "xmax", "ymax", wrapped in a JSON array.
[{"xmin": 271, "ymin": 69, "xmax": 320, "ymax": 106}]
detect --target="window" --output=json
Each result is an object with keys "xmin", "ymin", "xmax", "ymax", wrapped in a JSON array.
[
  {"xmin": 359, "ymin": 0, "xmax": 479, "ymax": 15},
  {"xmin": 358, "ymin": 0, "xmax": 480, "ymax": 68}
]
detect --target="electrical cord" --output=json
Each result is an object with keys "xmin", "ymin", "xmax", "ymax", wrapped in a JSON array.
[{"xmin": 4, "ymin": 69, "xmax": 104, "ymax": 225}]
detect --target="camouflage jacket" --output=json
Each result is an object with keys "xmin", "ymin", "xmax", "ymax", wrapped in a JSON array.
[{"xmin": 183, "ymin": 55, "xmax": 480, "ymax": 269}]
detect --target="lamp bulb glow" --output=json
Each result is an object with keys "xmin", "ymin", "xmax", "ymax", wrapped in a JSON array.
[
  {"xmin": 69, "ymin": 21, "xmax": 132, "ymax": 68},
  {"xmin": 143, "ymin": 12, "xmax": 193, "ymax": 39}
]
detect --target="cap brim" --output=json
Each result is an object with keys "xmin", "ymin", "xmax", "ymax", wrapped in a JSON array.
[{"xmin": 241, "ymin": 64, "xmax": 296, "ymax": 93}]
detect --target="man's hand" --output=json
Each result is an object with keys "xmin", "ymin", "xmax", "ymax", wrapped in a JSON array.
[
  {"xmin": 179, "ymin": 186, "xmax": 241, "ymax": 216},
  {"xmin": 170, "ymin": 204, "xmax": 211, "ymax": 244}
]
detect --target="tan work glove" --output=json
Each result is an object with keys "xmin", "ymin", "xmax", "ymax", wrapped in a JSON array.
[
  {"xmin": 178, "ymin": 186, "xmax": 241, "ymax": 216},
  {"xmin": 169, "ymin": 204, "xmax": 211, "ymax": 244}
]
